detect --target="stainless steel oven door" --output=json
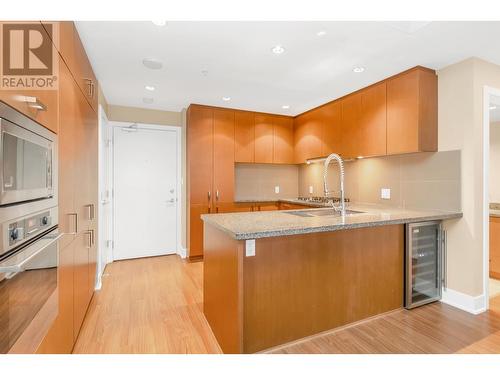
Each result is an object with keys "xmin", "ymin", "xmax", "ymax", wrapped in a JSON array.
[
  {"xmin": 0, "ymin": 118, "xmax": 53, "ymax": 206},
  {"xmin": 0, "ymin": 226, "xmax": 60, "ymax": 353}
]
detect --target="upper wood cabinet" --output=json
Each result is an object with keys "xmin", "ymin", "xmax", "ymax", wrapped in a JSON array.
[
  {"xmin": 340, "ymin": 92, "xmax": 362, "ymax": 159},
  {"xmin": 294, "ymin": 111, "xmax": 323, "ymax": 163},
  {"xmin": 234, "ymin": 111, "xmax": 255, "ymax": 163},
  {"xmin": 213, "ymin": 109, "xmax": 235, "ymax": 205},
  {"xmin": 42, "ymin": 21, "xmax": 98, "ymax": 112},
  {"xmin": 273, "ymin": 116, "xmax": 294, "ymax": 164},
  {"xmin": 321, "ymin": 101, "xmax": 342, "ymax": 157},
  {"xmin": 254, "ymin": 114, "xmax": 274, "ymax": 163},
  {"xmin": 386, "ymin": 67, "xmax": 437, "ymax": 154},
  {"xmin": 358, "ymin": 82, "xmax": 387, "ymax": 157}
]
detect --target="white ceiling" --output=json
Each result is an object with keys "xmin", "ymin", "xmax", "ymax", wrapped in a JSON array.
[{"xmin": 76, "ymin": 21, "xmax": 500, "ymax": 116}]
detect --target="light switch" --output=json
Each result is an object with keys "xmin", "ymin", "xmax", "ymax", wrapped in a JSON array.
[
  {"xmin": 246, "ymin": 239, "xmax": 256, "ymax": 257},
  {"xmin": 309, "ymin": 185, "xmax": 314, "ymax": 194},
  {"xmin": 381, "ymin": 188, "xmax": 391, "ymax": 200},
  {"xmin": 275, "ymin": 186, "xmax": 280, "ymax": 194}
]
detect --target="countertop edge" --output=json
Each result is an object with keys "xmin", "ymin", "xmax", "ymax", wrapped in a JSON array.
[{"xmin": 202, "ymin": 212, "xmax": 463, "ymax": 240}]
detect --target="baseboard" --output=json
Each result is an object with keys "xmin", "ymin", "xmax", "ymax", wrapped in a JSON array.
[
  {"xmin": 177, "ymin": 246, "xmax": 187, "ymax": 259},
  {"xmin": 95, "ymin": 277, "xmax": 102, "ymax": 291},
  {"xmin": 441, "ymin": 288, "xmax": 486, "ymax": 314}
]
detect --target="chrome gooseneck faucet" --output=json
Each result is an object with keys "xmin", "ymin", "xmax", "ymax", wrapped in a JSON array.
[{"xmin": 323, "ymin": 153, "xmax": 346, "ymax": 214}]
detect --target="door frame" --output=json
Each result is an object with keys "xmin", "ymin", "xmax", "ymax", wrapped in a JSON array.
[
  {"xmin": 110, "ymin": 121, "xmax": 183, "ymax": 260},
  {"xmin": 482, "ymin": 85, "xmax": 500, "ymax": 310}
]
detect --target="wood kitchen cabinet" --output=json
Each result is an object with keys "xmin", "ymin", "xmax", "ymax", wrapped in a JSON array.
[
  {"xmin": 37, "ymin": 32, "xmax": 98, "ymax": 353},
  {"xmin": 358, "ymin": 82, "xmax": 387, "ymax": 157},
  {"xmin": 294, "ymin": 110, "xmax": 323, "ymax": 163},
  {"xmin": 386, "ymin": 67, "xmax": 437, "ymax": 154},
  {"xmin": 490, "ymin": 216, "xmax": 500, "ymax": 280},
  {"xmin": 234, "ymin": 111, "xmax": 255, "ymax": 163},
  {"xmin": 42, "ymin": 21, "xmax": 98, "ymax": 112},
  {"xmin": 340, "ymin": 92, "xmax": 362, "ymax": 159},
  {"xmin": 254, "ymin": 114, "xmax": 274, "ymax": 163},
  {"xmin": 273, "ymin": 116, "xmax": 294, "ymax": 164},
  {"xmin": 213, "ymin": 109, "xmax": 235, "ymax": 207},
  {"xmin": 321, "ymin": 101, "xmax": 343, "ymax": 157},
  {"xmin": 187, "ymin": 105, "xmax": 235, "ymax": 257}
]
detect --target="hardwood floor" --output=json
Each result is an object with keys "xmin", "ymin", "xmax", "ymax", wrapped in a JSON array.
[
  {"xmin": 72, "ymin": 255, "xmax": 222, "ymax": 353},
  {"xmin": 73, "ymin": 255, "xmax": 500, "ymax": 354}
]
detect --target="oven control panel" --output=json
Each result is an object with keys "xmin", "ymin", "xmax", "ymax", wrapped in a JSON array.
[{"xmin": 8, "ymin": 211, "xmax": 52, "ymax": 246}]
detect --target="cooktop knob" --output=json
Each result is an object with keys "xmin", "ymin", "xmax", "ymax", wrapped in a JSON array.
[
  {"xmin": 41, "ymin": 216, "xmax": 49, "ymax": 225},
  {"xmin": 10, "ymin": 228, "xmax": 19, "ymax": 241}
]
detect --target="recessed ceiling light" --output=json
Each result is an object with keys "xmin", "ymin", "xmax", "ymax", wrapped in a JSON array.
[
  {"xmin": 222, "ymin": 97, "xmax": 231, "ymax": 101},
  {"xmin": 152, "ymin": 20, "xmax": 167, "ymax": 26},
  {"xmin": 143, "ymin": 97, "xmax": 154, "ymax": 104},
  {"xmin": 282, "ymin": 105, "xmax": 290, "ymax": 109},
  {"xmin": 353, "ymin": 66, "xmax": 365, "ymax": 73},
  {"xmin": 490, "ymin": 105, "xmax": 498, "ymax": 110},
  {"xmin": 142, "ymin": 58, "xmax": 163, "ymax": 70},
  {"xmin": 145, "ymin": 85, "xmax": 155, "ymax": 91},
  {"xmin": 271, "ymin": 45, "xmax": 285, "ymax": 54},
  {"xmin": 316, "ymin": 31, "xmax": 327, "ymax": 37}
]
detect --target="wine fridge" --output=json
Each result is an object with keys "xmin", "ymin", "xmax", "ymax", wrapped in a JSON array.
[{"xmin": 405, "ymin": 221, "xmax": 444, "ymax": 309}]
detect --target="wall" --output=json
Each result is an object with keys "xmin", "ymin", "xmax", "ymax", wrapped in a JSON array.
[
  {"xmin": 490, "ymin": 121, "xmax": 500, "ymax": 203},
  {"xmin": 235, "ymin": 164, "xmax": 299, "ymax": 201},
  {"xmin": 298, "ymin": 151, "xmax": 461, "ymax": 212},
  {"xmin": 438, "ymin": 57, "xmax": 500, "ymax": 300}
]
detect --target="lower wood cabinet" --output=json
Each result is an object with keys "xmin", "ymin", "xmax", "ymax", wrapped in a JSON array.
[{"xmin": 490, "ymin": 216, "xmax": 500, "ymax": 279}]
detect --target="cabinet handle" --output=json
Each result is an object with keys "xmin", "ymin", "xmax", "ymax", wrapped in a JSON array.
[
  {"xmin": 86, "ymin": 204, "xmax": 95, "ymax": 221},
  {"xmin": 83, "ymin": 78, "xmax": 94, "ymax": 99},
  {"xmin": 68, "ymin": 213, "xmax": 78, "ymax": 235},
  {"xmin": 216, "ymin": 190, "xmax": 219, "ymax": 201},
  {"xmin": 85, "ymin": 230, "xmax": 92, "ymax": 249},
  {"xmin": 21, "ymin": 96, "xmax": 47, "ymax": 111}
]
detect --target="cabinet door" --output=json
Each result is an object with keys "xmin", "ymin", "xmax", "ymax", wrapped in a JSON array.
[
  {"xmin": 321, "ymin": 101, "xmax": 342, "ymax": 156},
  {"xmin": 73, "ymin": 26, "xmax": 98, "ymax": 111},
  {"xmin": 293, "ymin": 111, "xmax": 322, "ymax": 163},
  {"xmin": 386, "ymin": 70, "xmax": 419, "ymax": 154},
  {"xmin": 341, "ymin": 93, "xmax": 362, "ymax": 159},
  {"xmin": 213, "ymin": 109, "xmax": 235, "ymax": 205},
  {"xmin": 273, "ymin": 116, "xmax": 294, "ymax": 164},
  {"xmin": 36, "ymin": 241, "xmax": 75, "ymax": 354},
  {"xmin": 490, "ymin": 217, "xmax": 500, "ymax": 279},
  {"xmin": 73, "ymin": 232, "xmax": 90, "ymax": 339},
  {"xmin": 57, "ymin": 59, "xmax": 78, "ymax": 250},
  {"xmin": 254, "ymin": 114, "xmax": 274, "ymax": 163},
  {"xmin": 188, "ymin": 106, "xmax": 213, "ymax": 205},
  {"xmin": 359, "ymin": 82, "xmax": 387, "ymax": 157},
  {"xmin": 234, "ymin": 111, "xmax": 255, "ymax": 163},
  {"xmin": 189, "ymin": 204, "xmax": 210, "ymax": 258}
]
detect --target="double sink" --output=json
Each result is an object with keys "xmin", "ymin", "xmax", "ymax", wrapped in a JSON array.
[{"xmin": 285, "ymin": 208, "xmax": 364, "ymax": 217}]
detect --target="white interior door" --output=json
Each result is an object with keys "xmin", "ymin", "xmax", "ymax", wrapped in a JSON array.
[{"xmin": 113, "ymin": 124, "xmax": 178, "ymax": 260}]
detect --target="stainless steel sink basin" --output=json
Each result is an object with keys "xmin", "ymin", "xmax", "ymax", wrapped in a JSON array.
[{"xmin": 285, "ymin": 208, "xmax": 364, "ymax": 217}]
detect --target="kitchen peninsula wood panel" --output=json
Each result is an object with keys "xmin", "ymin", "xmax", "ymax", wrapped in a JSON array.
[
  {"xmin": 203, "ymin": 223, "xmax": 404, "ymax": 353},
  {"xmin": 490, "ymin": 216, "xmax": 500, "ymax": 279}
]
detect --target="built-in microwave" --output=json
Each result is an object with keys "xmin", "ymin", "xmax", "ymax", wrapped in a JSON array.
[{"xmin": 0, "ymin": 102, "xmax": 55, "ymax": 206}]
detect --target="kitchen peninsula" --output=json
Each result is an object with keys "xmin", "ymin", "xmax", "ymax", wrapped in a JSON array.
[{"xmin": 202, "ymin": 205, "xmax": 462, "ymax": 353}]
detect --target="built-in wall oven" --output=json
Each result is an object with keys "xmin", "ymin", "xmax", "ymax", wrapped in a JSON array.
[{"xmin": 0, "ymin": 101, "xmax": 58, "ymax": 353}]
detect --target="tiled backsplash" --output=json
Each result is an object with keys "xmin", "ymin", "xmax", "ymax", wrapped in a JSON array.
[
  {"xmin": 299, "ymin": 150, "xmax": 462, "ymax": 211},
  {"xmin": 235, "ymin": 163, "xmax": 299, "ymax": 200},
  {"xmin": 235, "ymin": 151, "xmax": 461, "ymax": 211}
]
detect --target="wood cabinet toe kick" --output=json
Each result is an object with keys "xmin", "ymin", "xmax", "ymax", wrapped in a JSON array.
[{"xmin": 203, "ymin": 222, "xmax": 404, "ymax": 353}]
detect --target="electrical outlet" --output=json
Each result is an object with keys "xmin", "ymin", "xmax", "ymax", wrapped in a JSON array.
[
  {"xmin": 381, "ymin": 188, "xmax": 391, "ymax": 200},
  {"xmin": 275, "ymin": 186, "xmax": 280, "ymax": 194},
  {"xmin": 246, "ymin": 239, "xmax": 256, "ymax": 257},
  {"xmin": 309, "ymin": 185, "xmax": 314, "ymax": 194}
]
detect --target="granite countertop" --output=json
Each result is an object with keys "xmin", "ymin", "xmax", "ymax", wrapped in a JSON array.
[
  {"xmin": 201, "ymin": 203, "xmax": 463, "ymax": 240},
  {"xmin": 491, "ymin": 203, "xmax": 500, "ymax": 218},
  {"xmin": 234, "ymin": 198, "xmax": 328, "ymax": 208}
]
